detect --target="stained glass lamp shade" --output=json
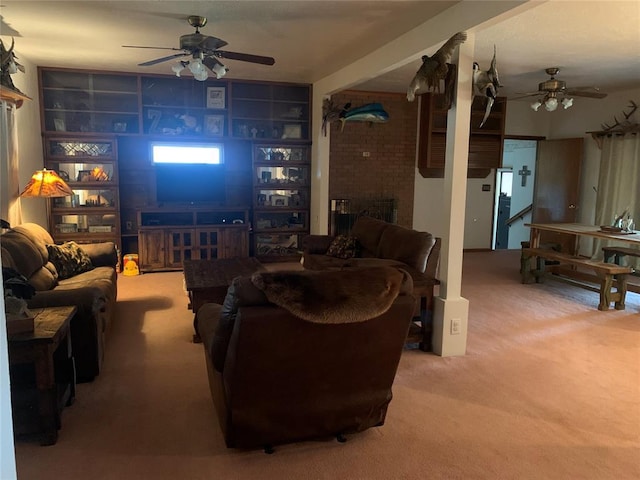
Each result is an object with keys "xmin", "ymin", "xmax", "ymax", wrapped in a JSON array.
[{"xmin": 20, "ymin": 169, "xmax": 73, "ymax": 197}]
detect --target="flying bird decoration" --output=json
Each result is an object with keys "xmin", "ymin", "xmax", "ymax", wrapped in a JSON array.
[
  {"xmin": 322, "ymin": 98, "xmax": 351, "ymax": 136},
  {"xmin": 407, "ymin": 31, "xmax": 467, "ymax": 107},
  {"xmin": 472, "ymin": 45, "xmax": 502, "ymax": 128}
]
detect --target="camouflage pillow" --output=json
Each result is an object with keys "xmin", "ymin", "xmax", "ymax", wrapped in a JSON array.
[
  {"xmin": 326, "ymin": 235, "xmax": 359, "ymax": 259},
  {"xmin": 46, "ymin": 241, "xmax": 94, "ymax": 280}
]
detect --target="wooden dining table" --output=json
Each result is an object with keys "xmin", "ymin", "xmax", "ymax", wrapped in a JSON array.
[
  {"xmin": 524, "ymin": 222, "xmax": 640, "ymax": 301},
  {"xmin": 526, "ymin": 222, "xmax": 640, "ymax": 250}
]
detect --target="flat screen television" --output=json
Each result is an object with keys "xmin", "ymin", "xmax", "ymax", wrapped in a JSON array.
[{"xmin": 151, "ymin": 142, "xmax": 226, "ymax": 204}]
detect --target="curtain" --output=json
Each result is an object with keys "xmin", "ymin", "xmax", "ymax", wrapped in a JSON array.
[
  {"xmin": 592, "ymin": 133, "xmax": 640, "ymax": 268},
  {"xmin": 0, "ymin": 100, "xmax": 23, "ymax": 227}
]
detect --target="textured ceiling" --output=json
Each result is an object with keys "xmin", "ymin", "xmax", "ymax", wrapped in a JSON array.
[{"xmin": 1, "ymin": 1, "xmax": 639, "ymax": 101}]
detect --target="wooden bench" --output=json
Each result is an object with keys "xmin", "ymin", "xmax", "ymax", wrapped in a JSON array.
[
  {"xmin": 521, "ymin": 247, "xmax": 633, "ymax": 311},
  {"xmin": 602, "ymin": 246, "xmax": 640, "ymax": 266}
]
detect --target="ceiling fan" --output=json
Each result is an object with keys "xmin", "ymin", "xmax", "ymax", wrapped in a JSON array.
[
  {"xmin": 122, "ymin": 16, "xmax": 275, "ymax": 80},
  {"xmin": 514, "ymin": 67, "xmax": 607, "ymax": 111}
]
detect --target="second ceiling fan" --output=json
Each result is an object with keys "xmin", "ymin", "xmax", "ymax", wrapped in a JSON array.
[
  {"xmin": 123, "ymin": 15, "xmax": 275, "ymax": 80},
  {"xmin": 514, "ymin": 67, "xmax": 608, "ymax": 111}
]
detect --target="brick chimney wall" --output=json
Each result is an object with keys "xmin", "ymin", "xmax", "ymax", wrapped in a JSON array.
[{"xmin": 328, "ymin": 90, "xmax": 418, "ymax": 227}]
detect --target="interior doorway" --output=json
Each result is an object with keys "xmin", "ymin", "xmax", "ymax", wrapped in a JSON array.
[
  {"xmin": 493, "ymin": 139, "xmax": 538, "ymax": 250},
  {"xmin": 493, "ymin": 169, "xmax": 513, "ymax": 249}
]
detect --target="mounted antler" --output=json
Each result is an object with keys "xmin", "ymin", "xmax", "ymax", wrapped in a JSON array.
[
  {"xmin": 623, "ymin": 100, "xmax": 637, "ymax": 120},
  {"xmin": 600, "ymin": 100, "xmax": 638, "ymax": 131},
  {"xmin": 590, "ymin": 100, "xmax": 640, "ymax": 148}
]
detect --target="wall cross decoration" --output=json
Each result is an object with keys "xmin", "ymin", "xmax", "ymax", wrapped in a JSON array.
[{"xmin": 518, "ymin": 165, "xmax": 531, "ymax": 186}]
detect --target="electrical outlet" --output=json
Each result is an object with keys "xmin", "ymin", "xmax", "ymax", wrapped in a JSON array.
[
  {"xmin": 126, "ymin": 221, "xmax": 133, "ymax": 231},
  {"xmin": 362, "ymin": 151, "xmax": 370, "ymax": 157},
  {"xmin": 451, "ymin": 318, "xmax": 461, "ymax": 335}
]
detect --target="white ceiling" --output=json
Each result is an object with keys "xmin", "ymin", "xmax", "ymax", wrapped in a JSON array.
[{"xmin": 1, "ymin": 1, "xmax": 639, "ymax": 102}]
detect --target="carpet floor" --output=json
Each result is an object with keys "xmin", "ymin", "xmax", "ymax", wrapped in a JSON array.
[{"xmin": 13, "ymin": 250, "xmax": 640, "ymax": 479}]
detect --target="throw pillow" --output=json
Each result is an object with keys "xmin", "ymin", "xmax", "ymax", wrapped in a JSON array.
[
  {"xmin": 46, "ymin": 241, "xmax": 94, "ymax": 280},
  {"xmin": 326, "ymin": 235, "xmax": 359, "ymax": 259}
]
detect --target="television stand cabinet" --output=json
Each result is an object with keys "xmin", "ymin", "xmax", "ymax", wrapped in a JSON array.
[{"xmin": 137, "ymin": 206, "xmax": 250, "ymax": 272}]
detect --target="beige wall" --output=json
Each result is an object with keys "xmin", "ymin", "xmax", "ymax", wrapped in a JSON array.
[
  {"xmin": 414, "ymin": 88, "xmax": 640, "ymax": 249},
  {"xmin": 8, "ymin": 54, "xmax": 47, "ymax": 227}
]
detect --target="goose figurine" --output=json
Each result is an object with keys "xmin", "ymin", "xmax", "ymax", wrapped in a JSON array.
[{"xmin": 407, "ymin": 31, "xmax": 467, "ymax": 104}]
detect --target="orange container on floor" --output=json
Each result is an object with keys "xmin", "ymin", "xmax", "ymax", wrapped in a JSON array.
[{"xmin": 122, "ymin": 254, "xmax": 140, "ymax": 276}]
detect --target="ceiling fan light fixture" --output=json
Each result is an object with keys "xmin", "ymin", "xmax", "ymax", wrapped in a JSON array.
[
  {"xmin": 562, "ymin": 97, "xmax": 574, "ymax": 109},
  {"xmin": 188, "ymin": 58, "xmax": 205, "ymax": 75},
  {"xmin": 193, "ymin": 67, "xmax": 209, "ymax": 81},
  {"xmin": 544, "ymin": 96, "xmax": 558, "ymax": 112},
  {"xmin": 171, "ymin": 63, "xmax": 185, "ymax": 77},
  {"xmin": 531, "ymin": 100, "xmax": 542, "ymax": 112},
  {"xmin": 211, "ymin": 61, "xmax": 228, "ymax": 79}
]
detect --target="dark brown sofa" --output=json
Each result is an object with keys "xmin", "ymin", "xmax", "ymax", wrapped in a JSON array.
[
  {"xmin": 301, "ymin": 215, "xmax": 440, "ymax": 350},
  {"xmin": 301, "ymin": 215, "xmax": 440, "ymax": 282},
  {"xmin": 196, "ymin": 266, "xmax": 415, "ymax": 451},
  {"xmin": 1, "ymin": 223, "xmax": 118, "ymax": 381}
]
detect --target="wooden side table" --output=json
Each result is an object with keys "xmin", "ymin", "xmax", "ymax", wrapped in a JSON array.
[{"xmin": 8, "ymin": 305, "xmax": 77, "ymax": 446}]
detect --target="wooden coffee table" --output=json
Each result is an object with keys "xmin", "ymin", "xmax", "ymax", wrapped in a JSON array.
[
  {"xmin": 8, "ymin": 305, "xmax": 77, "ymax": 446},
  {"xmin": 183, "ymin": 257, "xmax": 265, "ymax": 342}
]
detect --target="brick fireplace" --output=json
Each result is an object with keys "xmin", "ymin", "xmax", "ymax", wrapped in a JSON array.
[{"xmin": 328, "ymin": 90, "xmax": 418, "ymax": 230}]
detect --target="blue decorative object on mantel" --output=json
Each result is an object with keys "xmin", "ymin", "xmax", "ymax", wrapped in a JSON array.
[{"xmin": 339, "ymin": 103, "xmax": 389, "ymax": 131}]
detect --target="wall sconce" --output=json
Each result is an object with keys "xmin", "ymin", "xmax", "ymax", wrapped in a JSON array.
[{"xmin": 20, "ymin": 169, "xmax": 73, "ymax": 198}]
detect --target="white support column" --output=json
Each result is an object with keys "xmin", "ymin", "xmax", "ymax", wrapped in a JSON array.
[{"xmin": 432, "ymin": 33, "xmax": 475, "ymax": 357}]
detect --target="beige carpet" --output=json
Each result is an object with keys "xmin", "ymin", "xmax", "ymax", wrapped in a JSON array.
[{"xmin": 13, "ymin": 250, "xmax": 640, "ymax": 479}]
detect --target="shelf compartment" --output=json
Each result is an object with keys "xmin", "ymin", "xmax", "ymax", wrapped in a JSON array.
[
  {"xmin": 254, "ymin": 211, "xmax": 308, "ymax": 232},
  {"xmin": 254, "ymin": 146, "xmax": 308, "ymax": 162},
  {"xmin": 51, "ymin": 212, "xmax": 118, "ymax": 235},
  {"xmin": 46, "ymin": 138, "xmax": 115, "ymax": 158},
  {"xmin": 255, "ymin": 165, "xmax": 309, "ymax": 187},
  {"xmin": 256, "ymin": 189, "xmax": 308, "ymax": 208},
  {"xmin": 46, "ymin": 161, "xmax": 117, "ymax": 184},
  {"xmin": 254, "ymin": 233, "xmax": 301, "ymax": 257},
  {"xmin": 40, "ymin": 70, "xmax": 140, "ymax": 134}
]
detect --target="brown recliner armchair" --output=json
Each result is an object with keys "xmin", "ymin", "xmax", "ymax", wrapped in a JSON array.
[{"xmin": 196, "ymin": 266, "xmax": 415, "ymax": 452}]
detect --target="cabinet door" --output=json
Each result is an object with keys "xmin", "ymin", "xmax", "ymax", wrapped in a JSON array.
[
  {"xmin": 166, "ymin": 229, "xmax": 196, "ymax": 267},
  {"xmin": 139, "ymin": 231, "xmax": 165, "ymax": 271},
  {"xmin": 221, "ymin": 227, "xmax": 249, "ymax": 258},
  {"xmin": 195, "ymin": 228, "xmax": 220, "ymax": 260}
]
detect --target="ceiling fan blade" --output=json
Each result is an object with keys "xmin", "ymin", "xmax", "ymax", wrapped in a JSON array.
[
  {"xmin": 199, "ymin": 36, "xmax": 228, "ymax": 51},
  {"xmin": 564, "ymin": 89, "xmax": 608, "ymax": 99},
  {"xmin": 510, "ymin": 92, "xmax": 542, "ymax": 100},
  {"xmin": 216, "ymin": 50, "xmax": 275, "ymax": 66},
  {"xmin": 123, "ymin": 45, "xmax": 182, "ymax": 51},
  {"xmin": 138, "ymin": 52, "xmax": 189, "ymax": 67}
]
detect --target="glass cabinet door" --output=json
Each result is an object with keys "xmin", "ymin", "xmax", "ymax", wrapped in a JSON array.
[
  {"xmin": 41, "ymin": 70, "xmax": 139, "ymax": 134},
  {"xmin": 44, "ymin": 136, "xmax": 121, "ymax": 251},
  {"xmin": 252, "ymin": 143, "xmax": 310, "ymax": 261}
]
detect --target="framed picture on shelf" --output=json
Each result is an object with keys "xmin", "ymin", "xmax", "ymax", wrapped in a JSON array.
[
  {"xmin": 206, "ymin": 87, "xmax": 226, "ymax": 109},
  {"xmin": 204, "ymin": 115, "xmax": 224, "ymax": 136},
  {"xmin": 282, "ymin": 124, "xmax": 302, "ymax": 139},
  {"xmin": 77, "ymin": 170, "xmax": 92, "ymax": 182},
  {"xmin": 54, "ymin": 118, "xmax": 66, "ymax": 132}
]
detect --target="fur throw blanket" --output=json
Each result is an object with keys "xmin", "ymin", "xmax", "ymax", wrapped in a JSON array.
[{"xmin": 250, "ymin": 266, "xmax": 407, "ymax": 324}]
